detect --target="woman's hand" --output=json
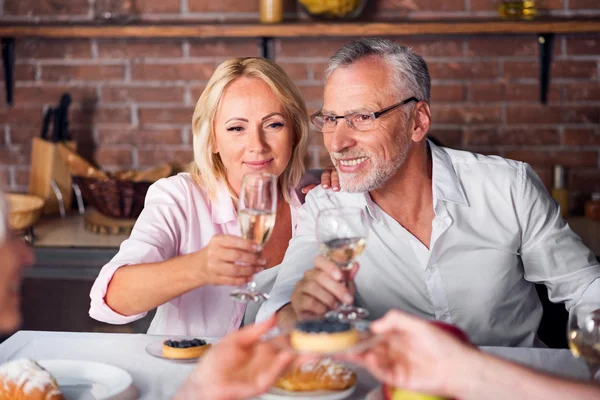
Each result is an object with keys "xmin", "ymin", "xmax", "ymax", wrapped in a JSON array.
[
  {"xmin": 301, "ymin": 166, "xmax": 340, "ymax": 194},
  {"xmin": 174, "ymin": 317, "xmax": 296, "ymax": 400},
  {"xmin": 194, "ymin": 234, "xmax": 266, "ymax": 286}
]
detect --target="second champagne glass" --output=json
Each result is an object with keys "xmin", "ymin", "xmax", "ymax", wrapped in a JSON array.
[
  {"xmin": 568, "ymin": 301, "xmax": 600, "ymax": 381},
  {"xmin": 230, "ymin": 173, "xmax": 277, "ymax": 303},
  {"xmin": 316, "ymin": 207, "xmax": 369, "ymax": 322}
]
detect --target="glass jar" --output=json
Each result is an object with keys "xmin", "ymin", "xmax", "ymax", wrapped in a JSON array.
[
  {"xmin": 585, "ymin": 193, "xmax": 600, "ymax": 222},
  {"xmin": 260, "ymin": 0, "xmax": 283, "ymax": 23}
]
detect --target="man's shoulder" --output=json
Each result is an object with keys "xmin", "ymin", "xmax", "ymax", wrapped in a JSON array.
[
  {"xmin": 442, "ymin": 146, "xmax": 523, "ymax": 171},
  {"xmin": 440, "ymin": 147, "xmax": 525, "ymax": 185}
]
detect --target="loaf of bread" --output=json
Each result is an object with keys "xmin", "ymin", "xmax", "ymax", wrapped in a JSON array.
[
  {"xmin": 0, "ymin": 359, "xmax": 64, "ymax": 400},
  {"xmin": 275, "ymin": 358, "xmax": 356, "ymax": 392}
]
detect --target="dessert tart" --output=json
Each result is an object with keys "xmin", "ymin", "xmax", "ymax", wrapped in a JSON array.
[
  {"xmin": 162, "ymin": 339, "xmax": 211, "ymax": 359},
  {"xmin": 275, "ymin": 358, "xmax": 356, "ymax": 392},
  {"xmin": 290, "ymin": 320, "xmax": 360, "ymax": 354}
]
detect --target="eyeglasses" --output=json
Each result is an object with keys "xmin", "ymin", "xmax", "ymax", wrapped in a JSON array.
[{"xmin": 311, "ymin": 97, "xmax": 419, "ymax": 133}]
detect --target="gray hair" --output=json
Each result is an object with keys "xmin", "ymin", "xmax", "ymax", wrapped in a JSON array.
[{"xmin": 325, "ymin": 38, "xmax": 431, "ymax": 104}]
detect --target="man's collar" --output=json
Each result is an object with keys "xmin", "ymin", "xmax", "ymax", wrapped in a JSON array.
[{"xmin": 429, "ymin": 139, "xmax": 469, "ymax": 206}]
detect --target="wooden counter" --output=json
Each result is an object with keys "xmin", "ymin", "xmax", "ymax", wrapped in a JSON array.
[{"xmin": 34, "ymin": 215, "xmax": 128, "ymax": 249}]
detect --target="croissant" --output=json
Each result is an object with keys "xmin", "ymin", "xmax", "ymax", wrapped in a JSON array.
[
  {"xmin": 275, "ymin": 358, "xmax": 356, "ymax": 392},
  {"xmin": 0, "ymin": 359, "xmax": 64, "ymax": 400}
]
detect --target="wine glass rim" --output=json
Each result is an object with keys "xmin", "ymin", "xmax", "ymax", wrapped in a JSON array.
[{"xmin": 242, "ymin": 172, "xmax": 276, "ymax": 179}]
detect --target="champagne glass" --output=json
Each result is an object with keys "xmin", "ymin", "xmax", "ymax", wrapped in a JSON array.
[
  {"xmin": 316, "ymin": 207, "xmax": 369, "ymax": 322},
  {"xmin": 230, "ymin": 173, "xmax": 277, "ymax": 303},
  {"xmin": 568, "ymin": 301, "xmax": 600, "ymax": 381}
]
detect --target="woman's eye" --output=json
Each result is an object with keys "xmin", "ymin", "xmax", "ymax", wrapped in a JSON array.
[
  {"xmin": 227, "ymin": 126, "xmax": 244, "ymax": 132},
  {"xmin": 267, "ymin": 122, "xmax": 284, "ymax": 129}
]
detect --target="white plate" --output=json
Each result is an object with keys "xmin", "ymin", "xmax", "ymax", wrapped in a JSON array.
[
  {"xmin": 259, "ymin": 383, "xmax": 356, "ymax": 400},
  {"xmin": 145, "ymin": 336, "xmax": 219, "ymax": 362},
  {"xmin": 38, "ymin": 359, "xmax": 133, "ymax": 400}
]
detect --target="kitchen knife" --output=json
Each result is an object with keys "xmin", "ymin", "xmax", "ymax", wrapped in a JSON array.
[
  {"xmin": 58, "ymin": 93, "xmax": 72, "ymax": 141},
  {"xmin": 40, "ymin": 107, "xmax": 53, "ymax": 140},
  {"xmin": 51, "ymin": 93, "xmax": 71, "ymax": 142}
]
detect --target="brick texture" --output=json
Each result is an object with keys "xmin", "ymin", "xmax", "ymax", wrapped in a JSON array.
[{"xmin": 0, "ymin": 1, "xmax": 599, "ymax": 211}]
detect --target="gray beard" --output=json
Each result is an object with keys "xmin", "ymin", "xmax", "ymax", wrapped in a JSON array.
[{"xmin": 333, "ymin": 134, "xmax": 411, "ymax": 193}]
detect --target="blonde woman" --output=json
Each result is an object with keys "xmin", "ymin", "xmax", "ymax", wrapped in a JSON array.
[{"xmin": 89, "ymin": 58, "xmax": 319, "ymax": 336}]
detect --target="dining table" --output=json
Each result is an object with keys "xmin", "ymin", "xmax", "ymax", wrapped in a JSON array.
[{"xmin": 0, "ymin": 330, "xmax": 593, "ymax": 400}]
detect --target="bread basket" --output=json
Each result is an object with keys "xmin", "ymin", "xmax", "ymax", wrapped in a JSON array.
[
  {"xmin": 71, "ymin": 163, "xmax": 173, "ymax": 220},
  {"xmin": 6, "ymin": 193, "xmax": 45, "ymax": 231}
]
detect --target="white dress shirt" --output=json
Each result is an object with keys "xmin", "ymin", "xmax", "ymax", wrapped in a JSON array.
[{"xmin": 257, "ymin": 141, "xmax": 600, "ymax": 347}]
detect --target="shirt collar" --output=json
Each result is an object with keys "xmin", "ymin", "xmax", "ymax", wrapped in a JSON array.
[{"xmin": 429, "ymin": 139, "xmax": 469, "ymax": 207}]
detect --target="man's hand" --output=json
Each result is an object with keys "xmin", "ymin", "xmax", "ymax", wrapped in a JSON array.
[{"xmin": 290, "ymin": 256, "xmax": 358, "ymax": 320}]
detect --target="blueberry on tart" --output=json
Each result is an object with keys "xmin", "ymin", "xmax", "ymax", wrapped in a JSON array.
[{"xmin": 162, "ymin": 339, "xmax": 211, "ymax": 359}]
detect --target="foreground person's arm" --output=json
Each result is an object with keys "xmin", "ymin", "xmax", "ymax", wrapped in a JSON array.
[
  {"xmin": 343, "ymin": 310, "xmax": 600, "ymax": 400},
  {"xmin": 173, "ymin": 317, "xmax": 295, "ymax": 400},
  {"xmin": 462, "ymin": 352, "xmax": 600, "ymax": 400}
]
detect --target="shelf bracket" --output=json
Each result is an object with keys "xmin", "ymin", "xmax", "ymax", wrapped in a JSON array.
[
  {"xmin": 538, "ymin": 33, "xmax": 554, "ymax": 105},
  {"xmin": 260, "ymin": 37, "xmax": 274, "ymax": 60},
  {"xmin": 2, "ymin": 38, "xmax": 15, "ymax": 107}
]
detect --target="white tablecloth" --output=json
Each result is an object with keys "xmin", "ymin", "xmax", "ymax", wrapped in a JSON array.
[{"xmin": 0, "ymin": 331, "xmax": 591, "ymax": 399}]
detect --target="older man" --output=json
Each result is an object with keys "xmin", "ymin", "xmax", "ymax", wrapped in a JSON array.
[{"xmin": 256, "ymin": 38, "xmax": 600, "ymax": 347}]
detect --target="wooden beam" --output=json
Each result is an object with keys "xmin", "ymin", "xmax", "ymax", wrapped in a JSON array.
[{"xmin": 0, "ymin": 19, "xmax": 599, "ymax": 39}]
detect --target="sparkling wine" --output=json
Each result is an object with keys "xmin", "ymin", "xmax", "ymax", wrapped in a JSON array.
[
  {"xmin": 321, "ymin": 237, "xmax": 366, "ymax": 270},
  {"xmin": 569, "ymin": 330, "xmax": 600, "ymax": 365},
  {"xmin": 238, "ymin": 209, "xmax": 275, "ymax": 248}
]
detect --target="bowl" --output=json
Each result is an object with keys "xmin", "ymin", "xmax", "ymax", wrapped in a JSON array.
[
  {"xmin": 6, "ymin": 193, "xmax": 45, "ymax": 231},
  {"xmin": 299, "ymin": 0, "xmax": 367, "ymax": 20}
]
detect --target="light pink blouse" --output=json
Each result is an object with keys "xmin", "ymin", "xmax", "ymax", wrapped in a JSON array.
[{"xmin": 88, "ymin": 173, "xmax": 304, "ymax": 337}]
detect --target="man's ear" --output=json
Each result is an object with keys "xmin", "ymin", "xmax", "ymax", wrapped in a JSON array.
[{"xmin": 411, "ymin": 102, "xmax": 431, "ymax": 143}]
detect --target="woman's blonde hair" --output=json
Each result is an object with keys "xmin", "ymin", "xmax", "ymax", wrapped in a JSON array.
[{"xmin": 189, "ymin": 57, "xmax": 308, "ymax": 204}]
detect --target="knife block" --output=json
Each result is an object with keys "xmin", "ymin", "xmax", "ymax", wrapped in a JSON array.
[{"xmin": 28, "ymin": 137, "xmax": 76, "ymax": 215}]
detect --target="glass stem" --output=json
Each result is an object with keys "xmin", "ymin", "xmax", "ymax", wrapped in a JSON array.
[
  {"xmin": 590, "ymin": 363, "xmax": 600, "ymax": 381},
  {"xmin": 340, "ymin": 266, "xmax": 353, "ymax": 308}
]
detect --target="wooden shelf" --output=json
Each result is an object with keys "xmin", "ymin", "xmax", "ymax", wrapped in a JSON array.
[{"xmin": 0, "ymin": 19, "xmax": 599, "ymax": 39}]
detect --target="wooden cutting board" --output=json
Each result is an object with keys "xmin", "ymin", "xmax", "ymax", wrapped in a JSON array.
[{"xmin": 83, "ymin": 209, "xmax": 136, "ymax": 235}]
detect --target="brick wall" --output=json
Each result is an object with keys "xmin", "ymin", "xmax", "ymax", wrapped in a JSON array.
[{"xmin": 1, "ymin": 0, "xmax": 599, "ymax": 213}]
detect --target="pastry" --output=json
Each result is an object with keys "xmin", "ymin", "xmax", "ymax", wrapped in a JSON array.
[
  {"xmin": 162, "ymin": 339, "xmax": 211, "ymax": 359},
  {"xmin": 0, "ymin": 359, "xmax": 64, "ymax": 400},
  {"xmin": 275, "ymin": 358, "xmax": 356, "ymax": 392},
  {"xmin": 290, "ymin": 320, "xmax": 359, "ymax": 354}
]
